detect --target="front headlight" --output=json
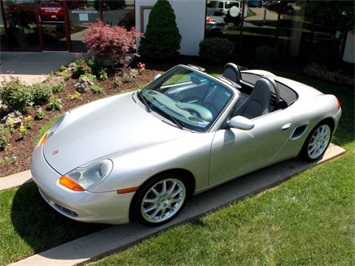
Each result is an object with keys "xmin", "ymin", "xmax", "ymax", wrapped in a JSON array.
[
  {"xmin": 59, "ymin": 159, "xmax": 113, "ymax": 191},
  {"xmin": 40, "ymin": 112, "xmax": 69, "ymax": 145}
]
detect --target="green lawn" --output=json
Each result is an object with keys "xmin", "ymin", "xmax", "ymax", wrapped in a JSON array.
[
  {"xmin": 0, "ymin": 69, "xmax": 354, "ymax": 266},
  {"xmin": 87, "ymin": 150, "xmax": 355, "ymax": 266}
]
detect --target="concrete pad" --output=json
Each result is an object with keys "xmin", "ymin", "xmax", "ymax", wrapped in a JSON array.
[
  {"xmin": 7, "ymin": 144, "xmax": 345, "ymax": 266},
  {"xmin": 0, "ymin": 74, "xmax": 48, "ymax": 86}
]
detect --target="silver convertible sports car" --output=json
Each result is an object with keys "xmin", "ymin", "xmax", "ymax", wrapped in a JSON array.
[{"xmin": 31, "ymin": 63, "xmax": 342, "ymax": 225}]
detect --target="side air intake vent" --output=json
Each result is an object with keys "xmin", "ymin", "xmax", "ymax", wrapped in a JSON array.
[{"xmin": 291, "ymin": 125, "xmax": 307, "ymax": 140}]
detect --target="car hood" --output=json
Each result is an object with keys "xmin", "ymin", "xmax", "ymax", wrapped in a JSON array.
[{"xmin": 43, "ymin": 92, "xmax": 190, "ymax": 174}]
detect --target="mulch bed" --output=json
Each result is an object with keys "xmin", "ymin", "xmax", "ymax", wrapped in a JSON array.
[{"xmin": 0, "ymin": 63, "xmax": 177, "ymax": 177}]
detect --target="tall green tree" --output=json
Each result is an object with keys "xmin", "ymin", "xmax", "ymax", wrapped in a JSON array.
[{"xmin": 138, "ymin": 0, "xmax": 182, "ymax": 62}]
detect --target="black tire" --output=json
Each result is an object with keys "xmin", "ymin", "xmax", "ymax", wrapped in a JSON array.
[
  {"xmin": 131, "ymin": 173, "xmax": 188, "ymax": 226},
  {"xmin": 300, "ymin": 122, "xmax": 333, "ymax": 162}
]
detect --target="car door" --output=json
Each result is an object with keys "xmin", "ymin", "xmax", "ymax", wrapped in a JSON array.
[{"xmin": 209, "ymin": 110, "xmax": 294, "ymax": 186}]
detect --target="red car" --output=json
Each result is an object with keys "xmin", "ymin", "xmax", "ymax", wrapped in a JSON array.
[{"xmin": 39, "ymin": 1, "xmax": 64, "ymax": 21}]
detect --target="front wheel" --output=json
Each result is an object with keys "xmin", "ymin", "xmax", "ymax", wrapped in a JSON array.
[
  {"xmin": 132, "ymin": 173, "xmax": 188, "ymax": 225},
  {"xmin": 300, "ymin": 122, "xmax": 332, "ymax": 162}
]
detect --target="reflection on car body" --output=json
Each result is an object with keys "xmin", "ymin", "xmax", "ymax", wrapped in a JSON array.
[{"xmin": 205, "ymin": 16, "xmax": 225, "ymax": 38}]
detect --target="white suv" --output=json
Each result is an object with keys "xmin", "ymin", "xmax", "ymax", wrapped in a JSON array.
[{"xmin": 207, "ymin": 0, "xmax": 241, "ymax": 25}]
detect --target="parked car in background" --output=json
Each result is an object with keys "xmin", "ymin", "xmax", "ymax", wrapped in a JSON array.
[
  {"xmin": 247, "ymin": 0, "xmax": 262, "ymax": 7},
  {"xmin": 207, "ymin": 0, "xmax": 241, "ymax": 25},
  {"xmin": 205, "ymin": 16, "xmax": 225, "ymax": 37},
  {"xmin": 39, "ymin": 1, "xmax": 64, "ymax": 22},
  {"xmin": 31, "ymin": 63, "xmax": 342, "ymax": 226}
]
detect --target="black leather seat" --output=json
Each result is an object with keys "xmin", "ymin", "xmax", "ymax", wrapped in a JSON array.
[
  {"xmin": 234, "ymin": 78, "xmax": 271, "ymax": 119},
  {"xmin": 223, "ymin": 63, "xmax": 242, "ymax": 84}
]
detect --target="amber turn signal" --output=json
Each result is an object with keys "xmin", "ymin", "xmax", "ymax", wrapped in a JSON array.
[
  {"xmin": 59, "ymin": 176, "xmax": 85, "ymax": 191},
  {"xmin": 40, "ymin": 133, "xmax": 48, "ymax": 145}
]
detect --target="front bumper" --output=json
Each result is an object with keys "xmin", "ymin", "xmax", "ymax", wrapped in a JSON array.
[{"xmin": 30, "ymin": 143, "xmax": 134, "ymax": 224}]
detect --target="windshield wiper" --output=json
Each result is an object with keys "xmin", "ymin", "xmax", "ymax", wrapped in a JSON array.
[
  {"xmin": 138, "ymin": 91, "xmax": 151, "ymax": 112},
  {"xmin": 161, "ymin": 112, "xmax": 184, "ymax": 129},
  {"xmin": 138, "ymin": 91, "xmax": 183, "ymax": 129}
]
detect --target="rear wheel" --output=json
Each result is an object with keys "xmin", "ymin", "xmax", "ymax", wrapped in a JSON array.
[
  {"xmin": 132, "ymin": 173, "xmax": 188, "ymax": 225},
  {"xmin": 300, "ymin": 122, "xmax": 332, "ymax": 162}
]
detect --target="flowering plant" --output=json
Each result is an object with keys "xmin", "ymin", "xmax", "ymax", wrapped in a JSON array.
[
  {"xmin": 23, "ymin": 115, "xmax": 33, "ymax": 129},
  {"xmin": 6, "ymin": 118, "xmax": 15, "ymax": 133},
  {"xmin": 137, "ymin": 62, "xmax": 145, "ymax": 73},
  {"xmin": 19, "ymin": 125, "xmax": 27, "ymax": 138}
]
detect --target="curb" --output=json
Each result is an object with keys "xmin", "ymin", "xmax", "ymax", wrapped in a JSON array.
[{"xmin": 0, "ymin": 170, "xmax": 32, "ymax": 191}]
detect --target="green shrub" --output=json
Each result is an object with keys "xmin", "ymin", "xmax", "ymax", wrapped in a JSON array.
[
  {"xmin": 138, "ymin": 0, "xmax": 181, "ymax": 62},
  {"xmin": 0, "ymin": 78, "xmax": 33, "ymax": 113},
  {"xmin": 35, "ymin": 109, "xmax": 45, "ymax": 120},
  {"xmin": 31, "ymin": 83, "xmax": 53, "ymax": 106},
  {"xmin": 255, "ymin": 46, "xmax": 278, "ymax": 64},
  {"xmin": 91, "ymin": 85, "xmax": 103, "ymax": 94},
  {"xmin": 0, "ymin": 124, "xmax": 10, "ymax": 150},
  {"xmin": 55, "ymin": 68, "xmax": 72, "ymax": 81},
  {"xmin": 79, "ymin": 73, "xmax": 96, "ymax": 82},
  {"xmin": 97, "ymin": 69, "xmax": 108, "ymax": 81},
  {"xmin": 49, "ymin": 97, "xmax": 62, "ymax": 110},
  {"xmin": 80, "ymin": 56, "xmax": 108, "ymax": 80},
  {"xmin": 72, "ymin": 57, "xmax": 92, "ymax": 78},
  {"xmin": 52, "ymin": 82, "xmax": 65, "ymax": 93},
  {"xmin": 199, "ymin": 37, "xmax": 234, "ymax": 65}
]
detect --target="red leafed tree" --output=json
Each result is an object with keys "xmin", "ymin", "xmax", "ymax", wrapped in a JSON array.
[{"xmin": 83, "ymin": 20, "xmax": 143, "ymax": 66}]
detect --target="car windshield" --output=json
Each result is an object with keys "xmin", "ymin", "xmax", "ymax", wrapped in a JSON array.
[
  {"xmin": 140, "ymin": 65, "xmax": 234, "ymax": 132},
  {"xmin": 226, "ymin": 3, "xmax": 240, "ymax": 8}
]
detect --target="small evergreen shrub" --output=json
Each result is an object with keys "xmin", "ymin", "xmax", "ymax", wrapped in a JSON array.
[
  {"xmin": 255, "ymin": 46, "xmax": 278, "ymax": 64},
  {"xmin": 138, "ymin": 0, "xmax": 181, "ymax": 62},
  {"xmin": 82, "ymin": 20, "xmax": 142, "ymax": 66},
  {"xmin": 0, "ymin": 124, "xmax": 10, "ymax": 150},
  {"xmin": 199, "ymin": 37, "xmax": 234, "ymax": 65},
  {"xmin": 0, "ymin": 77, "xmax": 33, "ymax": 113},
  {"xmin": 31, "ymin": 83, "xmax": 53, "ymax": 106}
]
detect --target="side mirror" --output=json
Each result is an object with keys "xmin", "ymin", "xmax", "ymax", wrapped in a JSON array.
[{"xmin": 228, "ymin": 116, "xmax": 255, "ymax": 130}]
